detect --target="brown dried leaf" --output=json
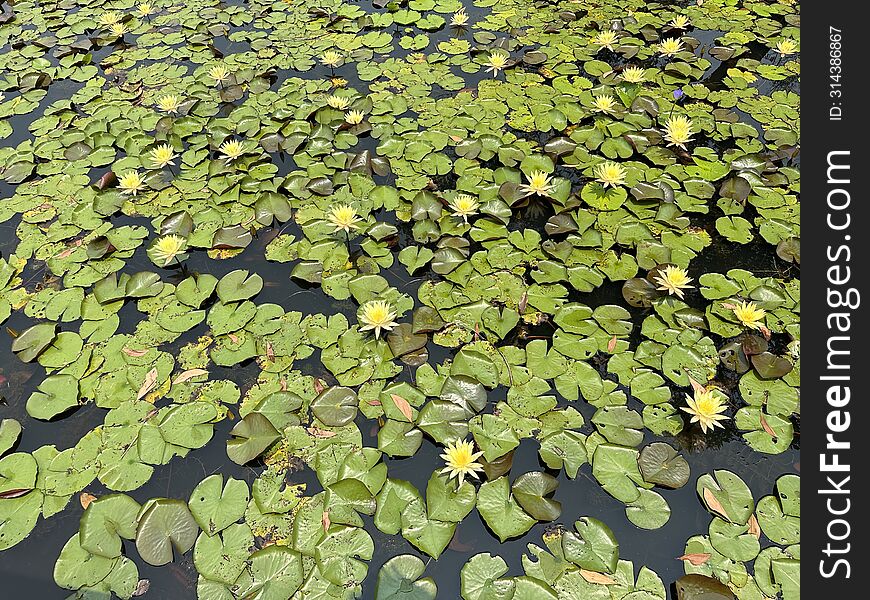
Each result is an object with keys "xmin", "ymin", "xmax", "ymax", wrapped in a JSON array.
[
  {"xmin": 136, "ymin": 368, "xmax": 159, "ymax": 400},
  {"xmin": 686, "ymin": 374, "xmax": 705, "ymax": 394},
  {"xmin": 132, "ymin": 579, "xmax": 150, "ymax": 597},
  {"xmin": 579, "ymin": 569, "xmax": 616, "ymax": 585},
  {"xmin": 313, "ymin": 378, "xmax": 325, "ymax": 394},
  {"xmin": 173, "ymin": 368, "xmax": 208, "ymax": 384},
  {"xmin": 760, "ymin": 413, "xmax": 776, "ymax": 437},
  {"xmin": 607, "ymin": 335, "xmax": 618, "ymax": 353},
  {"xmin": 123, "ymin": 348, "xmax": 149, "ymax": 357},
  {"xmin": 265, "ymin": 341, "xmax": 275, "ymax": 362},
  {"xmin": 702, "ymin": 487, "xmax": 728, "ymax": 520},
  {"xmin": 748, "ymin": 514, "xmax": 761, "ymax": 539},
  {"xmin": 322, "ymin": 511, "xmax": 331, "ymax": 532},
  {"xmin": 390, "ymin": 394, "xmax": 414, "ymax": 422},
  {"xmin": 79, "ymin": 492, "xmax": 98, "ymax": 510},
  {"xmin": 307, "ymin": 427, "xmax": 337, "ymax": 439},
  {"xmin": 678, "ymin": 553, "xmax": 712, "ymax": 566},
  {"xmin": 0, "ymin": 488, "xmax": 32, "ymax": 499}
]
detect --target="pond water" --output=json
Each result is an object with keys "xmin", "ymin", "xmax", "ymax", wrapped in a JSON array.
[{"xmin": 0, "ymin": 1, "xmax": 800, "ymax": 599}]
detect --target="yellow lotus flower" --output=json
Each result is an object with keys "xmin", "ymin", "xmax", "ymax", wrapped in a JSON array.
[
  {"xmin": 149, "ymin": 144, "xmax": 178, "ymax": 169},
  {"xmin": 98, "ymin": 12, "xmax": 121, "ymax": 28},
  {"xmin": 670, "ymin": 15, "xmax": 691, "ymax": 29},
  {"xmin": 326, "ymin": 95, "xmax": 351, "ymax": 110},
  {"xmin": 522, "ymin": 170, "xmax": 553, "ymax": 197},
  {"xmin": 118, "ymin": 171, "xmax": 146, "ymax": 196},
  {"xmin": 682, "ymin": 388, "xmax": 729, "ymax": 434},
  {"xmin": 328, "ymin": 204, "xmax": 362, "ymax": 233},
  {"xmin": 110, "ymin": 22, "xmax": 129, "ymax": 37},
  {"xmin": 593, "ymin": 30, "xmax": 619, "ymax": 51},
  {"xmin": 440, "ymin": 439, "xmax": 484, "ymax": 486},
  {"xmin": 150, "ymin": 234, "xmax": 187, "ymax": 267},
  {"xmin": 658, "ymin": 38, "xmax": 684, "ymax": 56},
  {"xmin": 593, "ymin": 94, "xmax": 618, "ymax": 113},
  {"xmin": 359, "ymin": 300, "xmax": 398, "ymax": 338},
  {"xmin": 595, "ymin": 162, "xmax": 627, "ymax": 188},
  {"xmin": 486, "ymin": 50, "xmax": 510, "ymax": 76},
  {"xmin": 330, "ymin": 77, "xmax": 348, "ymax": 88},
  {"xmin": 775, "ymin": 39, "xmax": 798, "ymax": 56},
  {"xmin": 138, "ymin": 2, "xmax": 156, "ymax": 17},
  {"xmin": 321, "ymin": 50, "xmax": 343, "ymax": 68},
  {"xmin": 652, "ymin": 265, "xmax": 693, "ymax": 299},
  {"xmin": 451, "ymin": 8, "xmax": 469, "ymax": 27},
  {"xmin": 219, "ymin": 139, "xmax": 246, "ymax": 161},
  {"xmin": 731, "ymin": 300, "xmax": 766, "ymax": 330},
  {"xmin": 345, "ymin": 110, "xmax": 365, "ymax": 125},
  {"xmin": 663, "ymin": 115, "xmax": 694, "ymax": 149},
  {"xmin": 156, "ymin": 94, "xmax": 182, "ymax": 114},
  {"xmin": 449, "ymin": 194, "xmax": 480, "ymax": 222},
  {"xmin": 208, "ymin": 64, "xmax": 231, "ymax": 85},
  {"xmin": 621, "ymin": 66, "xmax": 646, "ymax": 83}
]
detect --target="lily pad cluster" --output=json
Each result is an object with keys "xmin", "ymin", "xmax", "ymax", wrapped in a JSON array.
[
  {"xmin": 1, "ymin": 0, "xmax": 799, "ymax": 597},
  {"xmin": 682, "ymin": 471, "xmax": 800, "ymax": 599}
]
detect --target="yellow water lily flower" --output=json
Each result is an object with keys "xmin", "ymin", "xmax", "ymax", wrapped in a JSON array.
[
  {"xmin": 156, "ymin": 94, "xmax": 182, "ymax": 114},
  {"xmin": 359, "ymin": 300, "xmax": 398, "ymax": 338},
  {"xmin": 440, "ymin": 439, "xmax": 485, "ymax": 486},
  {"xmin": 595, "ymin": 162, "xmax": 627, "ymax": 188},
  {"xmin": 732, "ymin": 300, "xmax": 766, "ymax": 330},
  {"xmin": 138, "ymin": 2, "xmax": 156, "ymax": 17},
  {"xmin": 593, "ymin": 30, "xmax": 619, "ymax": 51},
  {"xmin": 522, "ymin": 170, "xmax": 553, "ymax": 197},
  {"xmin": 449, "ymin": 194, "xmax": 480, "ymax": 222},
  {"xmin": 593, "ymin": 94, "xmax": 618, "ymax": 113},
  {"xmin": 150, "ymin": 234, "xmax": 187, "ymax": 267},
  {"xmin": 486, "ymin": 50, "xmax": 510, "ymax": 76},
  {"xmin": 219, "ymin": 139, "xmax": 246, "ymax": 161},
  {"xmin": 149, "ymin": 144, "xmax": 178, "ymax": 169},
  {"xmin": 208, "ymin": 64, "xmax": 231, "ymax": 85},
  {"xmin": 345, "ymin": 110, "xmax": 365, "ymax": 125},
  {"xmin": 658, "ymin": 37, "xmax": 684, "ymax": 56},
  {"xmin": 670, "ymin": 15, "xmax": 691, "ymax": 29},
  {"xmin": 663, "ymin": 115, "xmax": 695, "ymax": 149},
  {"xmin": 327, "ymin": 204, "xmax": 363, "ymax": 233},
  {"xmin": 775, "ymin": 39, "xmax": 798, "ymax": 56},
  {"xmin": 451, "ymin": 8, "xmax": 469, "ymax": 27},
  {"xmin": 326, "ymin": 95, "xmax": 351, "ymax": 110},
  {"xmin": 118, "ymin": 171, "xmax": 146, "ymax": 196},
  {"xmin": 652, "ymin": 265, "xmax": 693, "ymax": 299},
  {"xmin": 110, "ymin": 22, "xmax": 129, "ymax": 37},
  {"xmin": 321, "ymin": 50, "xmax": 343, "ymax": 68},
  {"xmin": 682, "ymin": 388, "xmax": 729, "ymax": 433},
  {"xmin": 621, "ymin": 66, "xmax": 647, "ymax": 83},
  {"xmin": 330, "ymin": 77, "xmax": 348, "ymax": 88},
  {"xmin": 98, "ymin": 12, "xmax": 121, "ymax": 28}
]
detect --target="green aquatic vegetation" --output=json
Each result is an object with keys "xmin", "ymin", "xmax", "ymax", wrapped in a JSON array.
[{"xmin": 0, "ymin": 0, "xmax": 799, "ymax": 597}]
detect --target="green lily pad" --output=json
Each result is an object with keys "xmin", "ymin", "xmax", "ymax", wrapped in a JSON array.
[
  {"xmin": 188, "ymin": 475, "xmax": 249, "ymax": 535},
  {"xmin": 79, "ymin": 494, "xmax": 141, "ymax": 558},
  {"xmin": 135, "ymin": 498, "xmax": 199, "ymax": 566},
  {"xmin": 511, "ymin": 472, "xmax": 561, "ymax": 521},
  {"xmin": 26, "ymin": 374, "xmax": 80, "ymax": 420},
  {"xmin": 638, "ymin": 442, "xmax": 690, "ymax": 489},
  {"xmin": 375, "ymin": 554, "xmax": 437, "ymax": 600},
  {"xmin": 476, "ymin": 476, "xmax": 536, "ymax": 542},
  {"xmin": 311, "ymin": 386, "xmax": 359, "ymax": 427},
  {"xmin": 561, "ymin": 516, "xmax": 619, "ymax": 574},
  {"xmin": 226, "ymin": 413, "xmax": 281, "ymax": 465}
]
